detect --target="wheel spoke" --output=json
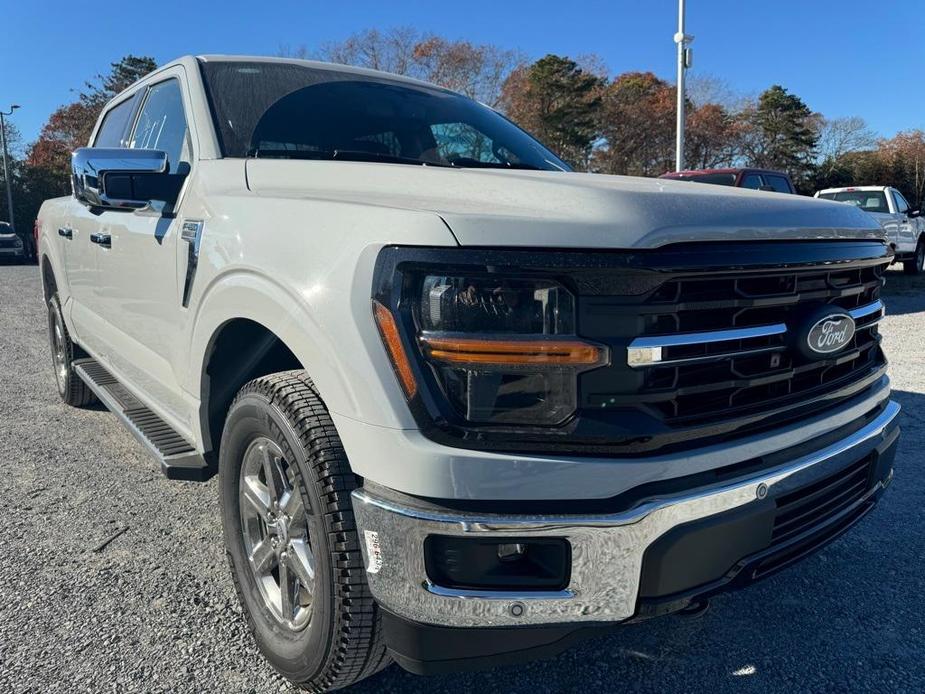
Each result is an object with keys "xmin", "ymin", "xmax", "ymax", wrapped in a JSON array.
[
  {"xmin": 248, "ymin": 538, "xmax": 276, "ymax": 574},
  {"xmin": 281, "ymin": 489, "xmax": 306, "ymax": 525},
  {"xmin": 241, "ymin": 477, "xmax": 271, "ymax": 517},
  {"xmin": 261, "ymin": 444, "xmax": 288, "ymax": 505},
  {"xmin": 287, "ymin": 539, "xmax": 315, "ymax": 594},
  {"xmin": 278, "ymin": 558, "xmax": 294, "ymax": 620}
]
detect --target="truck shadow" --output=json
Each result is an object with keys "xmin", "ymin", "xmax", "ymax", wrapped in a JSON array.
[{"xmin": 352, "ymin": 388, "xmax": 925, "ymax": 693}]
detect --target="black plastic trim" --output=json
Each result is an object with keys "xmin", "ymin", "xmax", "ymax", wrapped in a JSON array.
[
  {"xmin": 372, "ymin": 241, "xmax": 892, "ymax": 458},
  {"xmin": 381, "ymin": 608, "xmax": 615, "ymax": 675},
  {"xmin": 634, "ymin": 424, "xmax": 899, "ymax": 619}
]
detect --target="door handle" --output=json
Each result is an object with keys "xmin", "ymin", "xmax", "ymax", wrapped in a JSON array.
[
  {"xmin": 90, "ymin": 232, "xmax": 111, "ymax": 248},
  {"xmin": 58, "ymin": 227, "xmax": 73, "ymax": 239}
]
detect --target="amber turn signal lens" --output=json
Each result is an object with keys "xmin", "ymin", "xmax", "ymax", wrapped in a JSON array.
[
  {"xmin": 420, "ymin": 335, "xmax": 605, "ymax": 366},
  {"xmin": 373, "ymin": 300, "xmax": 418, "ymax": 398}
]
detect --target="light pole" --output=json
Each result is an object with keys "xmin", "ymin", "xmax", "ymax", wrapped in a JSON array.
[
  {"xmin": 674, "ymin": 0, "xmax": 693, "ymax": 171},
  {"xmin": 0, "ymin": 104, "xmax": 20, "ymax": 232}
]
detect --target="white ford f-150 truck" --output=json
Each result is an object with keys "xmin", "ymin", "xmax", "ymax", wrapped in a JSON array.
[
  {"xmin": 816, "ymin": 185, "xmax": 925, "ymax": 274},
  {"xmin": 37, "ymin": 56, "xmax": 900, "ymax": 691}
]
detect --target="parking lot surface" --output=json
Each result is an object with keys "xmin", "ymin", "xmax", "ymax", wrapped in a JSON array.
[{"xmin": 0, "ymin": 264, "xmax": 923, "ymax": 693}]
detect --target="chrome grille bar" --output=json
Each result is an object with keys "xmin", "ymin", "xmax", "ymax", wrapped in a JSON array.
[
  {"xmin": 627, "ymin": 324, "xmax": 786, "ymax": 368},
  {"xmin": 850, "ymin": 299, "xmax": 883, "ymax": 326},
  {"xmin": 627, "ymin": 299, "xmax": 883, "ymax": 369}
]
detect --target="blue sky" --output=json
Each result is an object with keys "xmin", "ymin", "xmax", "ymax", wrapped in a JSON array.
[{"xmin": 2, "ymin": 0, "xmax": 923, "ymax": 149}]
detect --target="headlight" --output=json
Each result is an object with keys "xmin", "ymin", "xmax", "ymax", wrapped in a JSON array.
[{"xmin": 373, "ymin": 254, "xmax": 609, "ymax": 428}]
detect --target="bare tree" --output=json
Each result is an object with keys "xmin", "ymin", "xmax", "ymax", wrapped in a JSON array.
[
  {"xmin": 686, "ymin": 73, "xmax": 750, "ymax": 111},
  {"xmin": 282, "ymin": 27, "xmax": 523, "ymax": 108},
  {"xmin": 815, "ymin": 116, "xmax": 877, "ymax": 172}
]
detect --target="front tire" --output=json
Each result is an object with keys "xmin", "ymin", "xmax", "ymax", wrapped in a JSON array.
[
  {"xmin": 904, "ymin": 238, "xmax": 925, "ymax": 275},
  {"xmin": 46, "ymin": 294, "xmax": 96, "ymax": 407},
  {"xmin": 219, "ymin": 371, "xmax": 389, "ymax": 691}
]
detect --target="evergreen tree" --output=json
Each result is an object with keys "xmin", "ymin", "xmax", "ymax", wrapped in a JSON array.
[
  {"xmin": 501, "ymin": 55, "xmax": 604, "ymax": 169},
  {"xmin": 742, "ymin": 85, "xmax": 817, "ymax": 183}
]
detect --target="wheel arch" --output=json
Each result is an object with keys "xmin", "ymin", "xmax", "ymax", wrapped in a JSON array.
[
  {"xmin": 40, "ymin": 253, "xmax": 57, "ymax": 303},
  {"xmin": 198, "ymin": 317, "xmax": 304, "ymax": 460},
  {"xmin": 189, "ymin": 269, "xmax": 381, "ymax": 461}
]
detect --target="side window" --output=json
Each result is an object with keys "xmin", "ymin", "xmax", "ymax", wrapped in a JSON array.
[
  {"xmin": 129, "ymin": 79, "xmax": 190, "ymax": 173},
  {"xmin": 765, "ymin": 175, "xmax": 793, "ymax": 194},
  {"xmin": 893, "ymin": 191, "xmax": 909, "ymax": 214},
  {"xmin": 430, "ymin": 123, "xmax": 500, "ymax": 164},
  {"xmin": 740, "ymin": 173, "xmax": 763, "ymax": 189},
  {"xmin": 93, "ymin": 95, "xmax": 138, "ymax": 148}
]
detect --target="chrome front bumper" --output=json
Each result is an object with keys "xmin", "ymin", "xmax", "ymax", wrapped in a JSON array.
[{"xmin": 352, "ymin": 400, "xmax": 900, "ymax": 628}]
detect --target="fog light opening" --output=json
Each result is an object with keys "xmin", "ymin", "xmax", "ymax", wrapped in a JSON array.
[{"xmin": 424, "ymin": 536, "xmax": 571, "ymax": 592}]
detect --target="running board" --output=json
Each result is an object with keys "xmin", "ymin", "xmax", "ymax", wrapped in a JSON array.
[{"xmin": 73, "ymin": 358, "xmax": 210, "ymax": 481}]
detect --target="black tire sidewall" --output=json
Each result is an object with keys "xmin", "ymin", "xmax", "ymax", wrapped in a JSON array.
[{"xmin": 219, "ymin": 391, "xmax": 334, "ymax": 681}]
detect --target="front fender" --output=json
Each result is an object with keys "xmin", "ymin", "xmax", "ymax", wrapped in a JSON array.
[{"xmin": 186, "ymin": 245, "xmax": 417, "ymax": 437}]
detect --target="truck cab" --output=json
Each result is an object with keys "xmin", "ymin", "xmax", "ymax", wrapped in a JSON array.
[
  {"xmin": 816, "ymin": 185, "xmax": 925, "ymax": 274},
  {"xmin": 659, "ymin": 167, "xmax": 797, "ymax": 194}
]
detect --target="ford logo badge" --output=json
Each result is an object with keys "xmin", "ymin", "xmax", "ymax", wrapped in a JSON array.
[{"xmin": 806, "ymin": 313, "xmax": 855, "ymax": 355}]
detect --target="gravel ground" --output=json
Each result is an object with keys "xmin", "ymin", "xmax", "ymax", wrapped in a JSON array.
[{"xmin": 0, "ymin": 263, "xmax": 923, "ymax": 693}]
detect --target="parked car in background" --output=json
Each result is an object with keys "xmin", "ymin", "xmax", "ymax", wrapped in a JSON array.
[
  {"xmin": 659, "ymin": 167, "xmax": 797, "ymax": 193},
  {"xmin": 37, "ymin": 55, "xmax": 899, "ymax": 691},
  {"xmin": 0, "ymin": 221, "xmax": 26, "ymax": 262},
  {"xmin": 816, "ymin": 186, "xmax": 925, "ymax": 274}
]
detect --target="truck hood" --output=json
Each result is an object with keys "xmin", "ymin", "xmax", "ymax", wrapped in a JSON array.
[{"xmin": 246, "ymin": 160, "xmax": 884, "ymax": 249}]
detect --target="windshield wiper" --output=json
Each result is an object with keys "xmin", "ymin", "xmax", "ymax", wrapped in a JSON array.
[
  {"xmin": 446, "ymin": 157, "xmax": 544, "ymax": 171},
  {"xmin": 250, "ymin": 148, "xmax": 452, "ymax": 167}
]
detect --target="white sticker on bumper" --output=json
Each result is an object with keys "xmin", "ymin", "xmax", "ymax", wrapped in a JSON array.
[{"xmin": 363, "ymin": 529, "xmax": 383, "ymax": 574}]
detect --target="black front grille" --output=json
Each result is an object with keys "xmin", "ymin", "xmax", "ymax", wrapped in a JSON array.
[
  {"xmin": 0, "ymin": 237, "xmax": 18, "ymax": 249},
  {"xmin": 580, "ymin": 245, "xmax": 890, "ymax": 450},
  {"xmin": 642, "ymin": 264, "xmax": 884, "ymax": 425}
]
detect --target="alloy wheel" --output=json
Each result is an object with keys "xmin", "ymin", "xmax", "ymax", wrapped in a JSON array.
[
  {"xmin": 239, "ymin": 437, "xmax": 315, "ymax": 631},
  {"xmin": 48, "ymin": 306, "xmax": 68, "ymax": 393}
]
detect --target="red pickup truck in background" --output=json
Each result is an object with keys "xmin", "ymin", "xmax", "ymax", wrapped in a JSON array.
[{"xmin": 659, "ymin": 167, "xmax": 797, "ymax": 194}]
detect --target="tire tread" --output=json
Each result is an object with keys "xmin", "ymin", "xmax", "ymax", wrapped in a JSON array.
[{"xmin": 226, "ymin": 370, "xmax": 390, "ymax": 692}]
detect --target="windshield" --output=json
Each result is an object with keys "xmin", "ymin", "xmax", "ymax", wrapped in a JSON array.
[
  {"xmin": 199, "ymin": 60, "xmax": 570, "ymax": 171},
  {"xmin": 818, "ymin": 191, "xmax": 889, "ymax": 213}
]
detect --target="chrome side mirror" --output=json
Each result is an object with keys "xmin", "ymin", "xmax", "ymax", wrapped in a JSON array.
[{"xmin": 72, "ymin": 148, "xmax": 178, "ymax": 210}]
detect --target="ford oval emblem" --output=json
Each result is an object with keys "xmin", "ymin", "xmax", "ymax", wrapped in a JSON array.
[{"xmin": 806, "ymin": 313, "xmax": 855, "ymax": 355}]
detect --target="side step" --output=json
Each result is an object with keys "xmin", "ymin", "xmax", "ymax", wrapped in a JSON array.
[{"xmin": 73, "ymin": 359, "xmax": 211, "ymax": 481}]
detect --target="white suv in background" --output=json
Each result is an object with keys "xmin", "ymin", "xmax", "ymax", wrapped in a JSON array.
[{"xmin": 816, "ymin": 186, "xmax": 925, "ymax": 274}]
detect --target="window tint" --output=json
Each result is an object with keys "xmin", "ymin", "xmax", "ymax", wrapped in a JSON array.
[
  {"xmin": 130, "ymin": 80, "xmax": 189, "ymax": 173},
  {"xmin": 765, "ymin": 175, "xmax": 792, "ymax": 193},
  {"xmin": 198, "ymin": 61, "xmax": 570, "ymax": 171},
  {"xmin": 740, "ymin": 174, "xmax": 763, "ymax": 189},
  {"xmin": 94, "ymin": 95, "xmax": 137, "ymax": 148},
  {"xmin": 893, "ymin": 191, "xmax": 909, "ymax": 213}
]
